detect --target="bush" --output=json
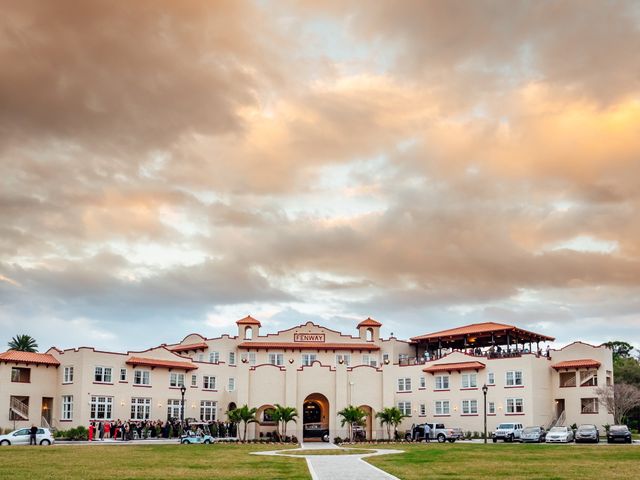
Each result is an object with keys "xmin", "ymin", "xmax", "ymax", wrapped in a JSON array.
[
  {"xmin": 333, "ymin": 436, "xmax": 342, "ymax": 444},
  {"xmin": 55, "ymin": 426, "xmax": 89, "ymax": 441}
]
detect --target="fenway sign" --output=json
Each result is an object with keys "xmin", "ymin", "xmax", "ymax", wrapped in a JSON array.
[{"xmin": 294, "ymin": 333, "xmax": 325, "ymax": 343}]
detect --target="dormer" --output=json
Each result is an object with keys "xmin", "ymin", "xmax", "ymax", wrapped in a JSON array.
[
  {"xmin": 237, "ymin": 315, "xmax": 261, "ymax": 340},
  {"xmin": 357, "ymin": 317, "xmax": 382, "ymax": 342}
]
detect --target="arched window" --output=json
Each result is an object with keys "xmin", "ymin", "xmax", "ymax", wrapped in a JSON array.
[
  {"xmin": 366, "ymin": 328, "xmax": 373, "ymax": 342},
  {"xmin": 244, "ymin": 326, "xmax": 253, "ymax": 340}
]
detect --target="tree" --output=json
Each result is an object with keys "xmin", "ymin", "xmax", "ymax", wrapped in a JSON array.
[
  {"xmin": 614, "ymin": 357, "xmax": 640, "ymax": 387},
  {"xmin": 596, "ymin": 383, "xmax": 640, "ymax": 424},
  {"xmin": 227, "ymin": 405, "xmax": 257, "ymax": 441},
  {"xmin": 7, "ymin": 334, "xmax": 38, "ymax": 352},
  {"xmin": 273, "ymin": 404, "xmax": 298, "ymax": 440},
  {"xmin": 604, "ymin": 341, "xmax": 635, "ymax": 362},
  {"xmin": 337, "ymin": 405, "xmax": 367, "ymax": 442},
  {"xmin": 375, "ymin": 407, "xmax": 408, "ymax": 440}
]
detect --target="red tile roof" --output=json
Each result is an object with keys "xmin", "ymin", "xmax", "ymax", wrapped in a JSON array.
[
  {"xmin": 126, "ymin": 356, "xmax": 198, "ymax": 371},
  {"xmin": 423, "ymin": 361, "xmax": 486, "ymax": 373},
  {"xmin": 357, "ymin": 317, "xmax": 382, "ymax": 328},
  {"xmin": 169, "ymin": 342, "xmax": 208, "ymax": 353},
  {"xmin": 551, "ymin": 359, "xmax": 601, "ymax": 370},
  {"xmin": 0, "ymin": 350, "xmax": 60, "ymax": 366},
  {"xmin": 236, "ymin": 315, "xmax": 261, "ymax": 326},
  {"xmin": 238, "ymin": 342, "xmax": 380, "ymax": 351},
  {"xmin": 411, "ymin": 322, "xmax": 555, "ymax": 342}
]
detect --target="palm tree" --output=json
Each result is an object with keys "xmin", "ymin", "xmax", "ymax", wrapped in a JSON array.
[
  {"xmin": 376, "ymin": 407, "xmax": 408, "ymax": 440},
  {"xmin": 7, "ymin": 334, "xmax": 38, "ymax": 352},
  {"xmin": 229, "ymin": 405, "xmax": 257, "ymax": 441},
  {"xmin": 337, "ymin": 405, "xmax": 367, "ymax": 442},
  {"xmin": 273, "ymin": 404, "xmax": 298, "ymax": 440}
]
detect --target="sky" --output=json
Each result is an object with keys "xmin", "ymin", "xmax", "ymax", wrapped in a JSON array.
[{"xmin": 1, "ymin": 0, "xmax": 640, "ymax": 353}]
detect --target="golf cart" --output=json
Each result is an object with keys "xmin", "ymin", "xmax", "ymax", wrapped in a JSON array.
[{"xmin": 180, "ymin": 422, "xmax": 214, "ymax": 444}]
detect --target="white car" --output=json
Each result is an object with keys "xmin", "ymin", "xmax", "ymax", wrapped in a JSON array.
[
  {"xmin": 492, "ymin": 423, "xmax": 523, "ymax": 442},
  {"xmin": 545, "ymin": 426, "xmax": 574, "ymax": 443},
  {"xmin": 0, "ymin": 427, "xmax": 55, "ymax": 446}
]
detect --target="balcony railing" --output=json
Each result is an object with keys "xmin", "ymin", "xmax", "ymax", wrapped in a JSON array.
[{"xmin": 398, "ymin": 349, "xmax": 549, "ymax": 366}]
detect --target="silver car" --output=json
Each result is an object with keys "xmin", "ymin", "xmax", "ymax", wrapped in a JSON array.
[
  {"xmin": 545, "ymin": 426, "xmax": 574, "ymax": 443},
  {"xmin": 575, "ymin": 424, "xmax": 599, "ymax": 443},
  {"xmin": 0, "ymin": 427, "xmax": 55, "ymax": 446}
]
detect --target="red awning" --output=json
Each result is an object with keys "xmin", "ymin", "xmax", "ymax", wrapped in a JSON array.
[
  {"xmin": 423, "ymin": 361, "xmax": 486, "ymax": 373},
  {"xmin": 0, "ymin": 350, "xmax": 60, "ymax": 366},
  {"xmin": 169, "ymin": 342, "xmax": 208, "ymax": 353},
  {"xmin": 126, "ymin": 356, "xmax": 198, "ymax": 370},
  {"xmin": 551, "ymin": 359, "xmax": 601, "ymax": 370}
]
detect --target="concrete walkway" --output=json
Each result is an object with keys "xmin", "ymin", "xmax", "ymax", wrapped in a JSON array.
[{"xmin": 253, "ymin": 442, "xmax": 403, "ymax": 480}]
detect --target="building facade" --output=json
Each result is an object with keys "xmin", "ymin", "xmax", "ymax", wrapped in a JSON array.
[{"xmin": 0, "ymin": 317, "xmax": 614, "ymax": 439}]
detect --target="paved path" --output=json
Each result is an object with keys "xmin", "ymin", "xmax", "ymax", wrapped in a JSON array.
[{"xmin": 253, "ymin": 442, "xmax": 403, "ymax": 480}]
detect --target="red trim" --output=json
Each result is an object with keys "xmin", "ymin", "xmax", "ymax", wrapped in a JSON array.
[
  {"xmin": 505, "ymin": 413, "xmax": 525, "ymax": 416},
  {"xmin": 460, "ymin": 388, "xmax": 478, "ymax": 391},
  {"xmin": 92, "ymin": 382, "xmax": 114, "ymax": 385},
  {"xmin": 59, "ymin": 420, "xmax": 73, "ymax": 423},
  {"xmin": 433, "ymin": 414, "xmax": 451, "ymax": 417},
  {"xmin": 434, "ymin": 389, "xmax": 450, "ymax": 392},
  {"xmin": 418, "ymin": 388, "xmax": 426, "ymax": 391},
  {"xmin": 487, "ymin": 414, "xmax": 496, "ymax": 416},
  {"xmin": 118, "ymin": 381, "xmax": 128, "ymax": 384},
  {"xmin": 505, "ymin": 385, "xmax": 524, "ymax": 388},
  {"xmin": 396, "ymin": 391, "xmax": 412, "ymax": 394},
  {"xmin": 202, "ymin": 389, "xmax": 218, "ymax": 392},
  {"xmin": 580, "ymin": 411, "xmax": 599, "ymax": 415},
  {"xmin": 132, "ymin": 384, "xmax": 152, "ymax": 388},
  {"xmin": 461, "ymin": 414, "xmax": 479, "ymax": 417}
]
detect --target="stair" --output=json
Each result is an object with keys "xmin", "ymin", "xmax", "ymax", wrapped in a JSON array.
[{"xmin": 10, "ymin": 397, "xmax": 29, "ymax": 421}]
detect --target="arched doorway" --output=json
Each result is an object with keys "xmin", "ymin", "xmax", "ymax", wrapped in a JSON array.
[
  {"xmin": 303, "ymin": 393, "xmax": 329, "ymax": 442},
  {"xmin": 358, "ymin": 405, "xmax": 373, "ymax": 440},
  {"xmin": 254, "ymin": 404, "xmax": 277, "ymax": 440}
]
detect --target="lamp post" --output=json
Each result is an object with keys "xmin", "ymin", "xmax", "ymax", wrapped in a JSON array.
[
  {"xmin": 482, "ymin": 384, "xmax": 488, "ymax": 444},
  {"xmin": 180, "ymin": 385, "xmax": 187, "ymax": 426}
]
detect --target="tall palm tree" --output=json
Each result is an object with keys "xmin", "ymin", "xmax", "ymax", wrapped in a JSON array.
[
  {"xmin": 7, "ymin": 334, "xmax": 38, "ymax": 352},
  {"xmin": 229, "ymin": 405, "xmax": 257, "ymax": 441},
  {"xmin": 273, "ymin": 404, "xmax": 298, "ymax": 439},
  {"xmin": 337, "ymin": 405, "xmax": 367, "ymax": 442},
  {"xmin": 376, "ymin": 407, "xmax": 408, "ymax": 440}
]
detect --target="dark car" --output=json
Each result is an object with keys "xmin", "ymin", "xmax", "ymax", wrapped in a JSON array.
[
  {"xmin": 303, "ymin": 423, "xmax": 330, "ymax": 442},
  {"xmin": 607, "ymin": 425, "xmax": 632, "ymax": 444},
  {"xmin": 575, "ymin": 424, "xmax": 599, "ymax": 443},
  {"xmin": 520, "ymin": 426, "xmax": 546, "ymax": 443}
]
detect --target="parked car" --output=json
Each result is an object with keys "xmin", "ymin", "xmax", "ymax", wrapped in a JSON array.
[
  {"xmin": 303, "ymin": 422, "xmax": 330, "ymax": 442},
  {"xmin": 0, "ymin": 427, "xmax": 54, "ymax": 446},
  {"xmin": 492, "ymin": 423, "xmax": 523, "ymax": 443},
  {"xmin": 575, "ymin": 424, "xmax": 599, "ymax": 443},
  {"xmin": 180, "ymin": 423, "xmax": 214, "ymax": 444},
  {"xmin": 607, "ymin": 425, "xmax": 632, "ymax": 444},
  {"xmin": 520, "ymin": 426, "xmax": 547, "ymax": 443},
  {"xmin": 545, "ymin": 426, "xmax": 574, "ymax": 443},
  {"xmin": 405, "ymin": 423, "xmax": 464, "ymax": 443}
]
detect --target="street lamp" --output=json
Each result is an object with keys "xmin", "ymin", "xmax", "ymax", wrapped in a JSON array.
[
  {"xmin": 482, "ymin": 384, "xmax": 488, "ymax": 444},
  {"xmin": 180, "ymin": 385, "xmax": 187, "ymax": 425}
]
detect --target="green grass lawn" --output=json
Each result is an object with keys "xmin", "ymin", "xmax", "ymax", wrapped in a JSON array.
[
  {"xmin": 366, "ymin": 443, "xmax": 640, "ymax": 480},
  {"xmin": 0, "ymin": 444, "xmax": 310, "ymax": 480}
]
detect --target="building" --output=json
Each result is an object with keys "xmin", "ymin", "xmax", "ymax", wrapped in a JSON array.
[{"xmin": 0, "ymin": 317, "xmax": 614, "ymax": 439}]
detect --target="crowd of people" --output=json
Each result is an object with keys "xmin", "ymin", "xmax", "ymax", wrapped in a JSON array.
[{"xmin": 87, "ymin": 418, "xmax": 237, "ymax": 441}]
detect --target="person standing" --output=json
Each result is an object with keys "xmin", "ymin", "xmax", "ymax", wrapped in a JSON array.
[
  {"xmin": 98, "ymin": 421, "xmax": 104, "ymax": 441},
  {"xmin": 29, "ymin": 425, "xmax": 38, "ymax": 445},
  {"xmin": 424, "ymin": 423, "xmax": 431, "ymax": 443},
  {"xmin": 104, "ymin": 421, "xmax": 111, "ymax": 439},
  {"xmin": 88, "ymin": 422, "xmax": 94, "ymax": 442}
]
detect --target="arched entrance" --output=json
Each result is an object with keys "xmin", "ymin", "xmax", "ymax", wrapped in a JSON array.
[
  {"xmin": 303, "ymin": 393, "xmax": 329, "ymax": 442},
  {"xmin": 254, "ymin": 404, "xmax": 277, "ymax": 440},
  {"xmin": 358, "ymin": 405, "xmax": 373, "ymax": 440}
]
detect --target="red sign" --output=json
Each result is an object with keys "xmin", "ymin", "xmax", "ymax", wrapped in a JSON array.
[{"xmin": 294, "ymin": 333, "xmax": 325, "ymax": 343}]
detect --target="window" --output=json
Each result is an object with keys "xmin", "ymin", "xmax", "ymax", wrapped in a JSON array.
[
  {"xmin": 462, "ymin": 399, "xmax": 478, "ymax": 415},
  {"xmin": 200, "ymin": 401, "xmax": 217, "ymax": 421},
  {"xmin": 488, "ymin": 401, "xmax": 496, "ymax": 414},
  {"xmin": 435, "ymin": 375, "xmax": 449, "ymax": 390},
  {"xmin": 11, "ymin": 367, "xmax": 31, "ymax": 383},
  {"xmin": 90, "ymin": 396, "xmax": 113, "ymax": 420},
  {"xmin": 197, "ymin": 354, "xmax": 204, "ymax": 362},
  {"xmin": 336, "ymin": 354, "xmax": 351, "ymax": 366},
  {"xmin": 398, "ymin": 401, "xmax": 412, "ymax": 416},
  {"xmin": 120, "ymin": 368, "xmax": 127, "ymax": 382},
  {"xmin": 487, "ymin": 372, "xmax": 495, "ymax": 385},
  {"xmin": 559, "ymin": 371, "xmax": 576, "ymax": 387},
  {"xmin": 419, "ymin": 403, "xmax": 426, "ymax": 416},
  {"xmin": 382, "ymin": 353, "xmax": 389, "ymax": 363},
  {"xmin": 606, "ymin": 370, "xmax": 612, "ymax": 386},
  {"xmin": 203, "ymin": 375, "xmax": 216, "ymax": 390},
  {"xmin": 133, "ymin": 370, "xmax": 150, "ymax": 386},
  {"xmin": 579, "ymin": 370, "xmax": 598, "ymax": 387},
  {"xmin": 301, "ymin": 353, "xmax": 317, "ymax": 366},
  {"xmin": 191, "ymin": 374, "xmax": 197, "ymax": 387},
  {"xmin": 131, "ymin": 397, "xmax": 151, "ymax": 420},
  {"xmin": 268, "ymin": 353, "xmax": 284, "ymax": 366},
  {"xmin": 241, "ymin": 352, "xmax": 257, "ymax": 365},
  {"xmin": 419, "ymin": 376, "xmax": 426, "ymax": 388},
  {"xmin": 398, "ymin": 377, "xmax": 412, "ymax": 392},
  {"xmin": 506, "ymin": 370, "xmax": 523, "ymax": 386},
  {"xmin": 228, "ymin": 352, "xmax": 236, "ymax": 365},
  {"xmin": 63, "ymin": 366, "xmax": 74, "ymax": 384},
  {"xmin": 169, "ymin": 372, "xmax": 185, "ymax": 387},
  {"xmin": 362, "ymin": 355, "xmax": 377, "ymax": 367},
  {"xmin": 228, "ymin": 377, "xmax": 235, "ymax": 392},
  {"xmin": 462, "ymin": 373, "xmax": 477, "ymax": 389},
  {"xmin": 506, "ymin": 398, "xmax": 524, "ymax": 414},
  {"xmin": 581, "ymin": 398, "xmax": 599, "ymax": 414},
  {"xmin": 94, "ymin": 366, "xmax": 112, "ymax": 383},
  {"xmin": 435, "ymin": 400, "xmax": 450, "ymax": 415},
  {"xmin": 61, "ymin": 395, "xmax": 73, "ymax": 420},
  {"xmin": 209, "ymin": 352, "xmax": 220, "ymax": 363},
  {"xmin": 167, "ymin": 399, "xmax": 181, "ymax": 419}
]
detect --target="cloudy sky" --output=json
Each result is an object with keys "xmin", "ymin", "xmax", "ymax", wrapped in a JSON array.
[{"xmin": 1, "ymin": 0, "xmax": 639, "ymax": 353}]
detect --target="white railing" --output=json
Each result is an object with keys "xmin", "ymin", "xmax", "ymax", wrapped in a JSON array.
[
  {"xmin": 548, "ymin": 410, "xmax": 566, "ymax": 430},
  {"xmin": 10, "ymin": 397, "xmax": 29, "ymax": 420}
]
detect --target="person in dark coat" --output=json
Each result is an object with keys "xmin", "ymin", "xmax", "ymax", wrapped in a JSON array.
[{"xmin": 29, "ymin": 425, "xmax": 38, "ymax": 445}]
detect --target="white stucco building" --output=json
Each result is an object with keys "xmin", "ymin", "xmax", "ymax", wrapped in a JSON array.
[{"xmin": 0, "ymin": 317, "xmax": 614, "ymax": 439}]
